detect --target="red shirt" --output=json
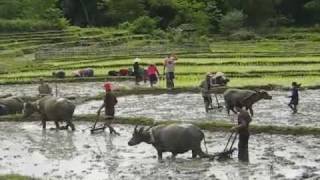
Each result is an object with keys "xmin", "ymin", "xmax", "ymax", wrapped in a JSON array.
[{"xmin": 147, "ymin": 65, "xmax": 159, "ymax": 76}]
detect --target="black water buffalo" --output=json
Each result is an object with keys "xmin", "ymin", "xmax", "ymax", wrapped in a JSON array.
[
  {"xmin": 22, "ymin": 96, "xmax": 75, "ymax": 130},
  {"xmin": 128, "ymin": 124, "xmax": 210, "ymax": 160},
  {"xmin": 223, "ymin": 89, "xmax": 272, "ymax": 116},
  {"xmin": 0, "ymin": 96, "xmax": 24, "ymax": 115},
  {"xmin": 52, "ymin": 70, "xmax": 66, "ymax": 79},
  {"xmin": 108, "ymin": 70, "xmax": 119, "ymax": 76}
]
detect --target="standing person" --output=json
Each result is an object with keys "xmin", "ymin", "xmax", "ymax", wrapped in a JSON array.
[
  {"xmin": 97, "ymin": 82, "xmax": 119, "ymax": 135},
  {"xmin": 288, "ymin": 82, "xmax": 301, "ymax": 114},
  {"xmin": 133, "ymin": 58, "xmax": 141, "ymax": 85},
  {"xmin": 199, "ymin": 72, "xmax": 214, "ymax": 112},
  {"xmin": 163, "ymin": 54, "xmax": 178, "ymax": 90},
  {"xmin": 147, "ymin": 64, "xmax": 160, "ymax": 87},
  {"xmin": 38, "ymin": 78, "xmax": 52, "ymax": 97},
  {"xmin": 231, "ymin": 106, "xmax": 252, "ymax": 162}
]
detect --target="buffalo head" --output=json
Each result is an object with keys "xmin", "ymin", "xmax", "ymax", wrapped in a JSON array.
[
  {"xmin": 22, "ymin": 102, "xmax": 37, "ymax": 118},
  {"xmin": 257, "ymin": 91, "xmax": 272, "ymax": 100},
  {"xmin": 128, "ymin": 125, "xmax": 152, "ymax": 146}
]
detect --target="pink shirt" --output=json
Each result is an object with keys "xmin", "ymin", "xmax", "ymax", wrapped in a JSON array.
[{"xmin": 147, "ymin": 65, "xmax": 159, "ymax": 76}]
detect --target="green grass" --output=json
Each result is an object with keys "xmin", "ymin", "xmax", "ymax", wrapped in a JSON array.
[
  {"xmin": 1, "ymin": 114, "xmax": 320, "ymax": 135},
  {"xmin": 0, "ymin": 174, "xmax": 38, "ymax": 180},
  {"xmin": 0, "ymin": 27, "xmax": 320, "ymax": 88},
  {"xmin": 1, "ymin": 55, "xmax": 320, "ymax": 88}
]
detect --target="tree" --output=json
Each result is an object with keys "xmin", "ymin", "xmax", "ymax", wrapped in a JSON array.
[
  {"xmin": 240, "ymin": 0, "xmax": 277, "ymax": 26},
  {"xmin": 204, "ymin": 0, "xmax": 223, "ymax": 32},
  {"xmin": 0, "ymin": 0, "xmax": 22, "ymax": 19},
  {"xmin": 220, "ymin": 9, "xmax": 246, "ymax": 34},
  {"xmin": 304, "ymin": 0, "xmax": 320, "ymax": 23},
  {"xmin": 143, "ymin": 0, "xmax": 177, "ymax": 29}
]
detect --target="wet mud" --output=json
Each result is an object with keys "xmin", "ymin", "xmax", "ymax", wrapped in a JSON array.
[
  {"xmin": 75, "ymin": 90, "xmax": 320, "ymax": 127},
  {"xmin": 0, "ymin": 81, "xmax": 148, "ymax": 97},
  {"xmin": 0, "ymin": 122, "xmax": 319, "ymax": 180}
]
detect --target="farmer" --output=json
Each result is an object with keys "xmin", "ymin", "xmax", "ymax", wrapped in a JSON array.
[
  {"xmin": 163, "ymin": 54, "xmax": 178, "ymax": 90},
  {"xmin": 199, "ymin": 72, "xmax": 214, "ymax": 112},
  {"xmin": 97, "ymin": 82, "xmax": 119, "ymax": 135},
  {"xmin": 147, "ymin": 63, "xmax": 160, "ymax": 87},
  {"xmin": 38, "ymin": 78, "xmax": 52, "ymax": 97},
  {"xmin": 133, "ymin": 58, "xmax": 141, "ymax": 85},
  {"xmin": 288, "ymin": 81, "xmax": 301, "ymax": 114},
  {"xmin": 231, "ymin": 106, "xmax": 252, "ymax": 162}
]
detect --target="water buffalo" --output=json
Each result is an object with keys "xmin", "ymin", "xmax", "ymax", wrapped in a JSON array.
[
  {"xmin": 22, "ymin": 96, "xmax": 75, "ymax": 130},
  {"xmin": 0, "ymin": 104, "xmax": 8, "ymax": 115},
  {"xmin": 73, "ymin": 68, "xmax": 94, "ymax": 77},
  {"xmin": 128, "ymin": 124, "xmax": 210, "ymax": 161},
  {"xmin": 0, "ymin": 96, "xmax": 24, "ymax": 115},
  {"xmin": 223, "ymin": 89, "xmax": 272, "ymax": 116},
  {"xmin": 108, "ymin": 70, "xmax": 119, "ymax": 76},
  {"xmin": 52, "ymin": 70, "xmax": 66, "ymax": 79}
]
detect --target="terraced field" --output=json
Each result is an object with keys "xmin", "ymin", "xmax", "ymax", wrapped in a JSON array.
[{"xmin": 0, "ymin": 28, "xmax": 320, "ymax": 88}]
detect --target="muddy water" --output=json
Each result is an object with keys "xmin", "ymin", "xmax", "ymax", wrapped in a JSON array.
[
  {"xmin": 0, "ymin": 81, "xmax": 147, "ymax": 97},
  {"xmin": 75, "ymin": 90, "xmax": 320, "ymax": 127},
  {"xmin": 0, "ymin": 122, "xmax": 319, "ymax": 180}
]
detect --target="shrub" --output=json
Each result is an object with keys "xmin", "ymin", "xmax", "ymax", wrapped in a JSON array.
[
  {"xmin": 118, "ymin": 21, "xmax": 131, "ymax": 29},
  {"xmin": 220, "ymin": 10, "xmax": 246, "ymax": 34},
  {"xmin": 0, "ymin": 19, "xmax": 66, "ymax": 32},
  {"xmin": 152, "ymin": 29, "xmax": 167, "ymax": 39},
  {"xmin": 130, "ymin": 16, "xmax": 157, "ymax": 34},
  {"xmin": 229, "ymin": 29, "xmax": 258, "ymax": 40}
]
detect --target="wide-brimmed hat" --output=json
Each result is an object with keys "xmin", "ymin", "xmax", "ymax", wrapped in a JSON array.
[
  {"xmin": 292, "ymin": 82, "xmax": 301, "ymax": 87},
  {"xmin": 213, "ymin": 72, "xmax": 225, "ymax": 78},
  {"xmin": 133, "ymin": 58, "xmax": 141, "ymax": 62},
  {"xmin": 206, "ymin": 72, "xmax": 213, "ymax": 77}
]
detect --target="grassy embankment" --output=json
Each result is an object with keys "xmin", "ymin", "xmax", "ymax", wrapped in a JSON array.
[
  {"xmin": 0, "ymin": 174, "xmax": 37, "ymax": 180},
  {"xmin": 0, "ymin": 27, "xmax": 320, "ymax": 89},
  {"xmin": 1, "ymin": 114, "xmax": 320, "ymax": 135}
]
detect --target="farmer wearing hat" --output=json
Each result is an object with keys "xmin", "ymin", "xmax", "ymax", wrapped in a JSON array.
[
  {"xmin": 199, "ymin": 72, "xmax": 214, "ymax": 112},
  {"xmin": 133, "ymin": 58, "xmax": 141, "ymax": 85},
  {"xmin": 163, "ymin": 53, "xmax": 178, "ymax": 90},
  {"xmin": 38, "ymin": 78, "xmax": 52, "ymax": 97},
  {"xmin": 97, "ymin": 82, "xmax": 119, "ymax": 135},
  {"xmin": 288, "ymin": 81, "xmax": 301, "ymax": 113}
]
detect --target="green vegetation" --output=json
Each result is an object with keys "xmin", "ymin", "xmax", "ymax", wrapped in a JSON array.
[
  {"xmin": 0, "ymin": 15, "xmax": 319, "ymax": 89},
  {"xmin": 0, "ymin": 174, "xmax": 37, "ymax": 180},
  {"xmin": 1, "ymin": 114, "xmax": 320, "ymax": 135},
  {"xmin": 0, "ymin": 52, "xmax": 320, "ymax": 88}
]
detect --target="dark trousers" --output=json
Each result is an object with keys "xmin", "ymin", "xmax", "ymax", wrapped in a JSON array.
[
  {"xmin": 166, "ymin": 72, "xmax": 175, "ymax": 89},
  {"xmin": 203, "ymin": 95, "xmax": 212, "ymax": 112},
  {"xmin": 238, "ymin": 133, "xmax": 249, "ymax": 162},
  {"xmin": 288, "ymin": 99, "xmax": 298, "ymax": 113}
]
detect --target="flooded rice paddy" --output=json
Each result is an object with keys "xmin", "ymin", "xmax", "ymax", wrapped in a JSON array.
[
  {"xmin": 75, "ymin": 90, "xmax": 320, "ymax": 127},
  {"xmin": 0, "ymin": 122, "xmax": 319, "ymax": 180},
  {"xmin": 0, "ymin": 81, "xmax": 147, "ymax": 97}
]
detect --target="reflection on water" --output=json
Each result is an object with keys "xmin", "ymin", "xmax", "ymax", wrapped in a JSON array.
[
  {"xmin": 0, "ymin": 122, "xmax": 319, "ymax": 179},
  {"xmin": 25, "ymin": 130, "xmax": 76, "ymax": 160}
]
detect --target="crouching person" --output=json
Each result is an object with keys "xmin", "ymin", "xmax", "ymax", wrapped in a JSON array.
[
  {"xmin": 97, "ymin": 82, "xmax": 119, "ymax": 135},
  {"xmin": 231, "ymin": 106, "xmax": 252, "ymax": 162},
  {"xmin": 38, "ymin": 78, "xmax": 52, "ymax": 97}
]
